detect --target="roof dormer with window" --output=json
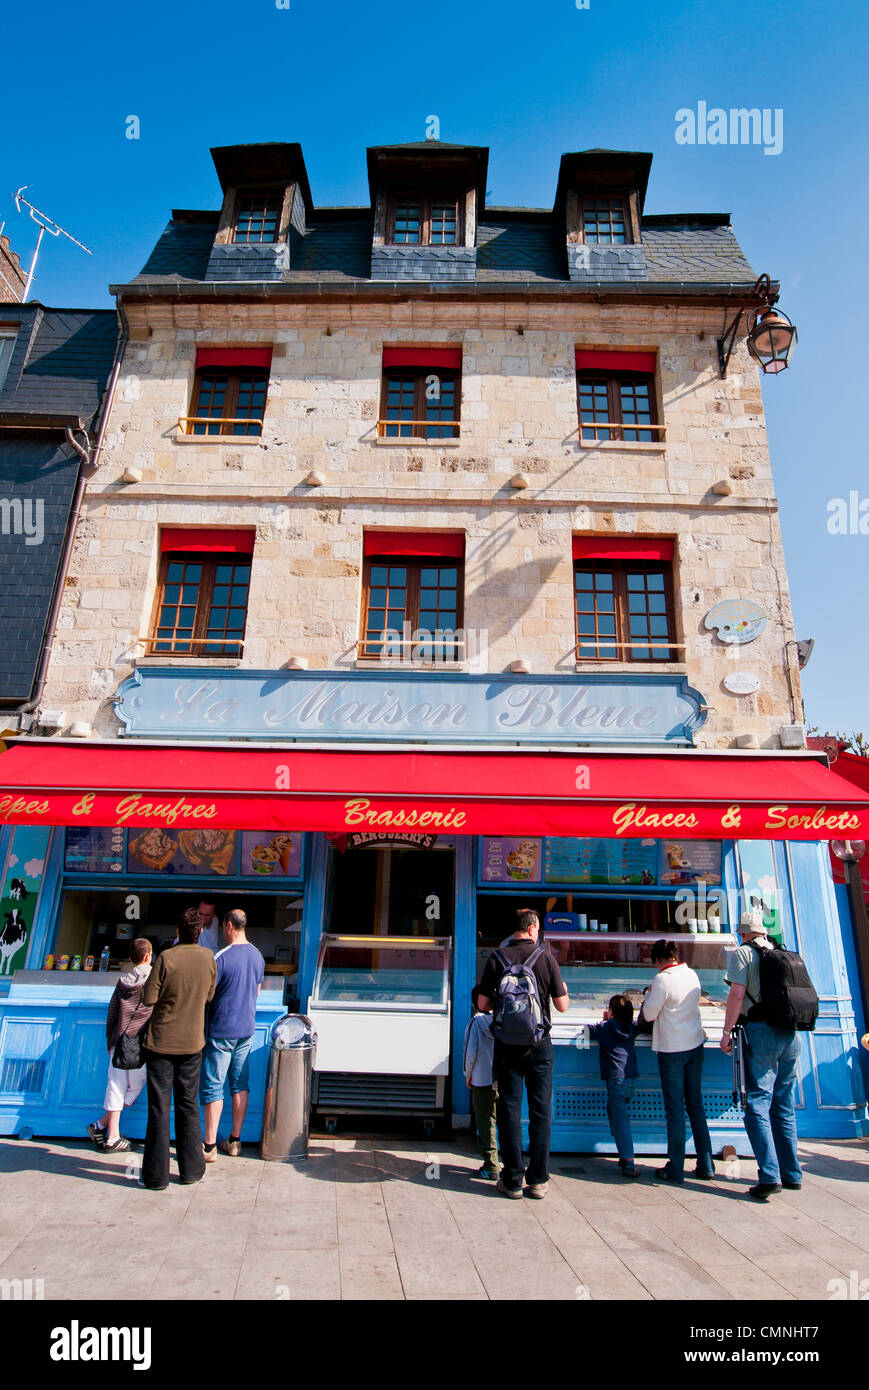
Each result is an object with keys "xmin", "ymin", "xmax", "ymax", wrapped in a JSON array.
[
  {"xmin": 205, "ymin": 143, "xmax": 313, "ymax": 282},
  {"xmin": 556, "ymin": 150, "xmax": 651, "ymax": 283},
  {"xmin": 368, "ymin": 141, "xmax": 487, "ymax": 283}
]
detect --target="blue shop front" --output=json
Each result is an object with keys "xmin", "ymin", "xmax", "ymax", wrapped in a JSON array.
[{"xmin": 0, "ymin": 669, "xmax": 866, "ymax": 1150}]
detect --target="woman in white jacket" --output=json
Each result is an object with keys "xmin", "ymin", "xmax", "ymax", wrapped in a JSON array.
[{"xmin": 641, "ymin": 939, "xmax": 715, "ymax": 1184}]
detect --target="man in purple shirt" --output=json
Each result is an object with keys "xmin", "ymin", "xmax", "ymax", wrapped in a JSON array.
[{"xmin": 200, "ymin": 909, "xmax": 264, "ymax": 1159}]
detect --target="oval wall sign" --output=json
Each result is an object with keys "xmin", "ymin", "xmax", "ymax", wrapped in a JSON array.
[
  {"xmin": 723, "ymin": 672, "xmax": 761, "ymax": 695},
  {"xmin": 704, "ymin": 599, "xmax": 767, "ymax": 645}
]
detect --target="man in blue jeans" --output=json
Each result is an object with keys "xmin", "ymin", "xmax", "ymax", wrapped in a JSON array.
[
  {"xmin": 477, "ymin": 910, "xmax": 569, "ymax": 1199},
  {"xmin": 642, "ymin": 938, "xmax": 715, "ymax": 1184},
  {"xmin": 721, "ymin": 910, "xmax": 802, "ymax": 1201},
  {"xmin": 201, "ymin": 909, "xmax": 264, "ymax": 1160}
]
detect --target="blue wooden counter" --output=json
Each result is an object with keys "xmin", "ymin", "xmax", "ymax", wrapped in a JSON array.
[{"xmin": 0, "ymin": 971, "xmax": 287, "ymax": 1142}]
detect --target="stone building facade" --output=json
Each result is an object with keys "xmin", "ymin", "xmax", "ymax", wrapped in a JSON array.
[{"xmin": 35, "ymin": 140, "xmax": 802, "ymax": 748}]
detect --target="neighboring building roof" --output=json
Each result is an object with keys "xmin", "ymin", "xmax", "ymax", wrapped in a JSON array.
[
  {"xmin": 0, "ymin": 305, "xmax": 119, "ymax": 421},
  {"xmin": 0, "ymin": 305, "xmax": 119, "ymax": 705}
]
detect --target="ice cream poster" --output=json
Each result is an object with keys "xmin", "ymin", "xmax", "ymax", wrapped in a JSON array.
[
  {"xmin": 241, "ymin": 832, "xmax": 303, "ymax": 878},
  {"xmin": 480, "ymin": 838, "xmax": 543, "ymax": 883},
  {"xmin": 0, "ymin": 826, "xmax": 51, "ymax": 976},
  {"xmin": 660, "ymin": 840, "xmax": 722, "ymax": 885},
  {"xmin": 127, "ymin": 828, "xmax": 238, "ymax": 875}
]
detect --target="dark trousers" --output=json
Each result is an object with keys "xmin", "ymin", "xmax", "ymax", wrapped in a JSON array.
[
  {"xmin": 470, "ymin": 1084, "xmax": 499, "ymax": 1171},
  {"xmin": 657, "ymin": 1044, "xmax": 715, "ymax": 1181},
  {"xmin": 143, "ymin": 1051, "xmax": 205, "ymax": 1189},
  {"xmin": 494, "ymin": 1036, "xmax": 554, "ymax": 1190}
]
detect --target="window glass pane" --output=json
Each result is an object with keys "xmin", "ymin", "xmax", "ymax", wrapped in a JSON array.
[
  {"xmin": 389, "ymin": 567, "xmax": 407, "ymax": 586},
  {"xmin": 370, "ymin": 566, "xmax": 388, "ymax": 586}
]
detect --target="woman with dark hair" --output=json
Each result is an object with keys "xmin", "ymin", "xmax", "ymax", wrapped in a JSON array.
[
  {"xmin": 641, "ymin": 939, "xmax": 715, "ymax": 1184},
  {"xmin": 139, "ymin": 907, "xmax": 216, "ymax": 1190}
]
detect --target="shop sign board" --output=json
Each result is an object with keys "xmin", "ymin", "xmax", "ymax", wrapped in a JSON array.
[
  {"xmin": 544, "ymin": 837, "xmax": 659, "ymax": 885},
  {"xmin": 115, "ymin": 668, "xmax": 707, "ymax": 746}
]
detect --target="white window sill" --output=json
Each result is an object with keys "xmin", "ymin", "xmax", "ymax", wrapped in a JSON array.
[
  {"xmin": 354, "ymin": 659, "xmax": 468, "ymax": 672},
  {"xmin": 136, "ymin": 656, "xmax": 243, "ymax": 668},
  {"xmin": 574, "ymin": 440, "xmax": 666, "ymax": 454},
  {"xmin": 375, "ymin": 437, "xmax": 461, "ymax": 448},
  {"xmin": 173, "ymin": 431, "xmax": 263, "ymax": 446},
  {"xmin": 574, "ymin": 660, "xmax": 687, "ymax": 675}
]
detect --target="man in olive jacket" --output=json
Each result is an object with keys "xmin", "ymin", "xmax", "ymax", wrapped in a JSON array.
[{"xmin": 141, "ymin": 907, "xmax": 216, "ymax": 1190}]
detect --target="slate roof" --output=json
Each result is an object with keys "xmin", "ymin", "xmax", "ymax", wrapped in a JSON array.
[
  {"xmin": 125, "ymin": 210, "xmax": 757, "ymax": 291},
  {"xmin": 0, "ymin": 305, "xmax": 119, "ymax": 705}
]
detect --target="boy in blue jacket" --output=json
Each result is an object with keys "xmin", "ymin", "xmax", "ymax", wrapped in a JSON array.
[
  {"xmin": 588, "ymin": 994, "xmax": 641, "ymax": 1178},
  {"xmin": 463, "ymin": 987, "xmax": 499, "ymax": 1180}
]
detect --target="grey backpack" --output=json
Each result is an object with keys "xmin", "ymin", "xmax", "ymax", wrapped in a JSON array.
[{"xmin": 491, "ymin": 947, "xmax": 547, "ymax": 1046}]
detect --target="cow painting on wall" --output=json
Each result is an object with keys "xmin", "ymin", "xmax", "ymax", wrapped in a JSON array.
[{"xmin": 0, "ymin": 827, "xmax": 52, "ymax": 976}]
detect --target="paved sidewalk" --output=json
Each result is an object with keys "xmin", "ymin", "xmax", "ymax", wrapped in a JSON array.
[{"xmin": 0, "ymin": 1135, "xmax": 867, "ymax": 1300}]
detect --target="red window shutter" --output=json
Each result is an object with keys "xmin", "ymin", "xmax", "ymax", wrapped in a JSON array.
[
  {"xmin": 161, "ymin": 528, "xmax": 256, "ymax": 555},
  {"xmin": 575, "ymin": 350, "xmax": 657, "ymax": 373},
  {"xmin": 196, "ymin": 348, "xmax": 273, "ymax": 369},
  {"xmin": 364, "ymin": 531, "xmax": 465, "ymax": 558},
  {"xmin": 382, "ymin": 348, "xmax": 462, "ymax": 369},
  {"xmin": 572, "ymin": 537, "xmax": 674, "ymax": 562}
]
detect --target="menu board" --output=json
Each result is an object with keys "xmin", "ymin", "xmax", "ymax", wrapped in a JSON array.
[
  {"xmin": 480, "ymin": 837, "xmax": 543, "ymax": 883},
  {"xmin": 126, "ymin": 829, "xmax": 239, "ymax": 876},
  {"xmin": 660, "ymin": 840, "xmax": 722, "ymax": 885},
  {"xmin": 65, "ymin": 827, "xmax": 127, "ymax": 874},
  {"xmin": 241, "ymin": 832, "xmax": 303, "ymax": 879},
  {"xmin": 544, "ymin": 837, "xmax": 659, "ymax": 886}
]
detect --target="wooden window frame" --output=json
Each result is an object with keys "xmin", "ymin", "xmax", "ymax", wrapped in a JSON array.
[
  {"xmin": 577, "ymin": 370, "xmax": 658, "ymax": 443},
  {"xmin": 386, "ymin": 193, "xmax": 463, "ymax": 246},
  {"xmin": 147, "ymin": 551, "xmax": 252, "ymax": 658},
  {"xmin": 232, "ymin": 187, "xmax": 284, "ymax": 244},
  {"xmin": 359, "ymin": 555, "xmax": 465, "ymax": 662},
  {"xmin": 573, "ymin": 560, "xmax": 677, "ymax": 663},
  {"xmin": 379, "ymin": 367, "xmax": 461, "ymax": 440},
  {"xmin": 187, "ymin": 367, "xmax": 269, "ymax": 437},
  {"xmin": 579, "ymin": 195, "xmax": 631, "ymax": 245}
]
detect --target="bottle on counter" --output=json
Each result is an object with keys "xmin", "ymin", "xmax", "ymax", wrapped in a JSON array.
[
  {"xmin": 577, "ymin": 914, "xmax": 588, "ymax": 931},
  {"xmin": 56, "ymin": 954, "xmax": 69, "ymax": 970},
  {"xmin": 589, "ymin": 919, "xmax": 599, "ymax": 932},
  {"xmin": 70, "ymin": 955, "xmax": 82, "ymax": 971},
  {"xmin": 98, "ymin": 946, "xmax": 111, "ymax": 972},
  {"xmin": 84, "ymin": 955, "xmax": 95, "ymax": 972},
  {"xmin": 43, "ymin": 954, "xmax": 55, "ymax": 971}
]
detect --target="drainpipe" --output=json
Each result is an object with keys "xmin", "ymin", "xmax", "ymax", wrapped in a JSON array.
[{"xmin": 12, "ymin": 315, "xmax": 127, "ymax": 725}]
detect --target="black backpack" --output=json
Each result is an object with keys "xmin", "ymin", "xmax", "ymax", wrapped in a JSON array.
[
  {"xmin": 746, "ymin": 942, "xmax": 819, "ymax": 1032},
  {"xmin": 490, "ymin": 946, "xmax": 548, "ymax": 1046}
]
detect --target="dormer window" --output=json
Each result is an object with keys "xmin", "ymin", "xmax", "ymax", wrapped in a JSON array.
[
  {"xmin": 388, "ymin": 195, "xmax": 460, "ymax": 246},
  {"xmin": 581, "ymin": 197, "xmax": 628, "ymax": 244},
  {"xmin": 233, "ymin": 189, "xmax": 283, "ymax": 244},
  {"xmin": 0, "ymin": 329, "xmax": 17, "ymax": 392}
]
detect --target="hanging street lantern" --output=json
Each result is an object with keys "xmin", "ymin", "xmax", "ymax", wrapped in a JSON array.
[{"xmin": 718, "ymin": 273, "xmax": 797, "ymax": 377}]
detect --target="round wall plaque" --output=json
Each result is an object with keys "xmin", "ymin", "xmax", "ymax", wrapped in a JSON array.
[{"xmin": 723, "ymin": 672, "xmax": 761, "ymax": 695}]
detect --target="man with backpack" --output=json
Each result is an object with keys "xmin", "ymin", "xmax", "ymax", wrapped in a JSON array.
[
  {"xmin": 477, "ymin": 909, "xmax": 569, "ymax": 1199},
  {"xmin": 721, "ymin": 909, "xmax": 819, "ymax": 1201}
]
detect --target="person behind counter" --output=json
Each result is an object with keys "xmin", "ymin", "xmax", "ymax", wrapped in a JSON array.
[
  {"xmin": 641, "ymin": 939, "xmax": 715, "ymax": 1185},
  {"xmin": 140, "ymin": 906, "xmax": 216, "ymax": 1191},
  {"xmin": 477, "ymin": 908, "xmax": 569, "ymax": 1200},
  {"xmin": 587, "ymin": 994, "xmax": 640, "ymax": 1179},
  {"xmin": 197, "ymin": 897, "xmax": 220, "ymax": 954},
  {"xmin": 463, "ymin": 987, "xmax": 499, "ymax": 1181},
  {"xmin": 87, "ymin": 938, "xmax": 154, "ymax": 1153},
  {"xmin": 201, "ymin": 909, "xmax": 264, "ymax": 1160}
]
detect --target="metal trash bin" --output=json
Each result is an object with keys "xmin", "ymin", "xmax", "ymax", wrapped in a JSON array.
[{"xmin": 261, "ymin": 1013, "xmax": 318, "ymax": 1162}]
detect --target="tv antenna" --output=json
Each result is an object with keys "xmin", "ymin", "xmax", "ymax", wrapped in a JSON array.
[{"xmin": 12, "ymin": 187, "xmax": 92, "ymax": 301}]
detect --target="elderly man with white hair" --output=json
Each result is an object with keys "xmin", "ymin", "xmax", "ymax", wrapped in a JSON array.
[{"xmin": 721, "ymin": 909, "xmax": 806, "ymax": 1201}]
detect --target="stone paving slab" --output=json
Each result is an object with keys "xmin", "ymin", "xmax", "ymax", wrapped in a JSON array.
[{"xmin": 0, "ymin": 1135, "xmax": 866, "ymax": 1300}]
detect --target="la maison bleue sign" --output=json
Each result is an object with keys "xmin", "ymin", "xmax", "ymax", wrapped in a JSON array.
[{"xmin": 115, "ymin": 669, "xmax": 706, "ymax": 745}]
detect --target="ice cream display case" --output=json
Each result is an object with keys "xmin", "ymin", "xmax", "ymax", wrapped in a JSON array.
[
  {"xmin": 543, "ymin": 932, "xmax": 737, "ymax": 1044},
  {"xmin": 307, "ymin": 934, "xmax": 452, "ymax": 1128}
]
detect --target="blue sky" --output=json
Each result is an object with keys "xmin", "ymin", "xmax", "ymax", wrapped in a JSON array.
[{"xmin": 3, "ymin": 0, "xmax": 866, "ymax": 736}]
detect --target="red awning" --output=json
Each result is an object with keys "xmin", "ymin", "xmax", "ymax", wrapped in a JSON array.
[
  {"xmin": 576, "ymin": 350, "xmax": 657, "ymax": 373},
  {"xmin": 364, "ymin": 531, "xmax": 465, "ymax": 558},
  {"xmin": 1, "ymin": 744, "xmax": 867, "ymax": 840},
  {"xmin": 573, "ymin": 537, "xmax": 674, "ymax": 562},
  {"xmin": 382, "ymin": 348, "xmax": 462, "ymax": 369}
]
